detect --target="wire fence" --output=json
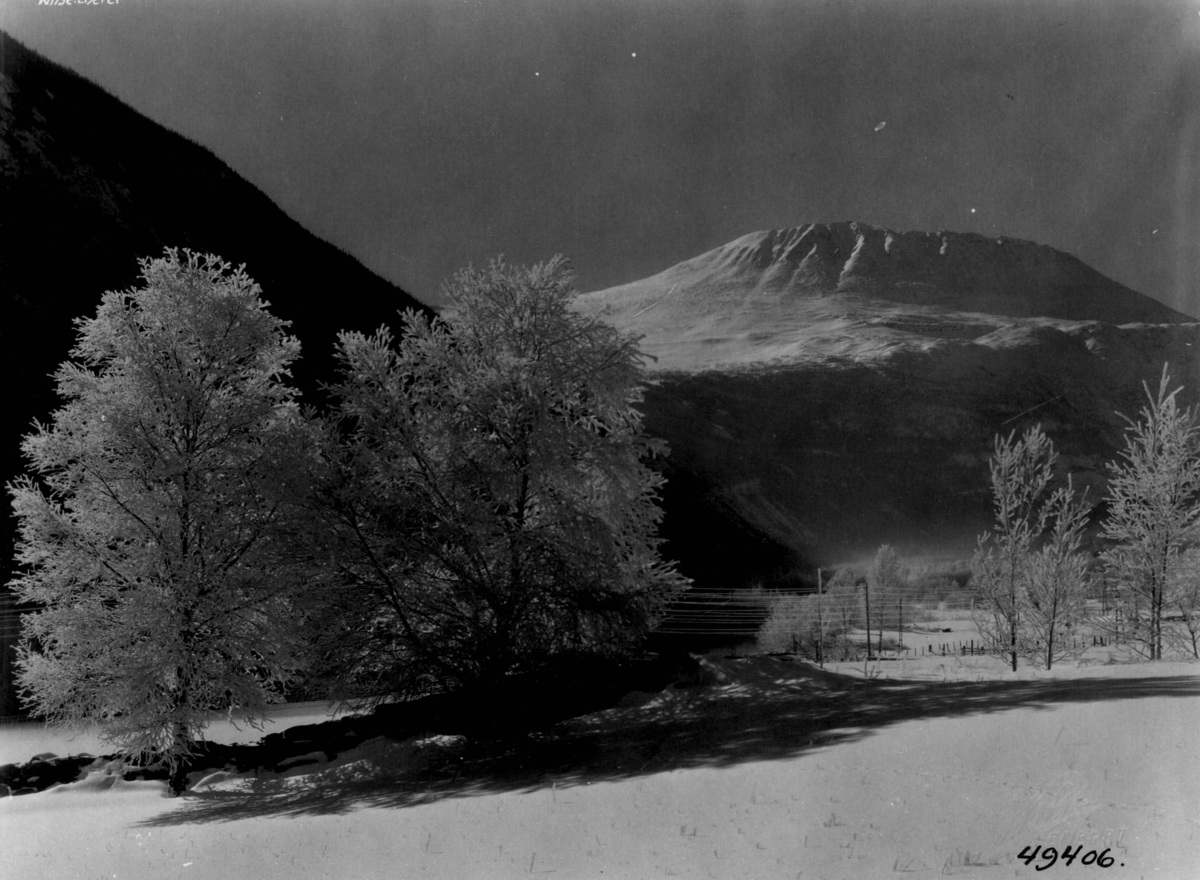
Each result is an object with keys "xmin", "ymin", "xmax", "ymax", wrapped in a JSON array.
[
  {"xmin": 0, "ymin": 582, "xmax": 1077, "ymax": 645},
  {"xmin": 0, "ymin": 579, "xmax": 1145, "ymax": 647},
  {"xmin": 652, "ymin": 583, "xmax": 982, "ymax": 640},
  {"xmin": 651, "ymin": 567, "xmax": 1144, "ymax": 641}
]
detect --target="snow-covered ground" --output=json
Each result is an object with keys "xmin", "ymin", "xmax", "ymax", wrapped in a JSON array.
[
  {"xmin": 0, "ymin": 700, "xmax": 350, "ymax": 768},
  {"xmin": 2, "ymin": 654, "xmax": 1198, "ymax": 880}
]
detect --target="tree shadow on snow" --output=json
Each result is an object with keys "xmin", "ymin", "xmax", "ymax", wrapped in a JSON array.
[{"xmin": 137, "ymin": 657, "xmax": 1200, "ymax": 826}]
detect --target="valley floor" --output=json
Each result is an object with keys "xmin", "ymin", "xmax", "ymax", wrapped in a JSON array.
[{"xmin": 1, "ymin": 653, "xmax": 1197, "ymax": 880}]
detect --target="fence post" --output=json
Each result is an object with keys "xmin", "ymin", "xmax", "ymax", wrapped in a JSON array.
[
  {"xmin": 817, "ymin": 568, "xmax": 824, "ymax": 670},
  {"xmin": 864, "ymin": 577, "xmax": 874, "ymax": 662}
]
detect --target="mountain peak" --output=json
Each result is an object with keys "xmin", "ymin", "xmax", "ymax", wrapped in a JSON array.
[
  {"xmin": 579, "ymin": 223, "xmax": 1193, "ymax": 371},
  {"xmin": 679, "ymin": 222, "xmax": 1186, "ymax": 321}
]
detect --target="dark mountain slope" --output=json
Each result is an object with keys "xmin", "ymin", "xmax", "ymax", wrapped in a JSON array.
[
  {"xmin": 0, "ymin": 32, "xmax": 431, "ymax": 715},
  {"xmin": 1, "ymin": 31, "xmax": 430, "ymax": 396}
]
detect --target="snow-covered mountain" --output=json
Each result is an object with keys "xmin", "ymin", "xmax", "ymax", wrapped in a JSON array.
[{"xmin": 580, "ymin": 223, "xmax": 1200, "ymax": 584}]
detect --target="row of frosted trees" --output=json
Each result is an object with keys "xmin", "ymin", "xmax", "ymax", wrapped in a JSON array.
[
  {"xmin": 759, "ymin": 367, "xmax": 1200, "ymax": 670},
  {"xmin": 7, "ymin": 250, "xmax": 688, "ymax": 783},
  {"xmin": 973, "ymin": 368, "xmax": 1200, "ymax": 669}
]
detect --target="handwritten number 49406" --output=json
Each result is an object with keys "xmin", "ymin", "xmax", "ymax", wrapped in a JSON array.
[{"xmin": 1018, "ymin": 846, "xmax": 1117, "ymax": 870}]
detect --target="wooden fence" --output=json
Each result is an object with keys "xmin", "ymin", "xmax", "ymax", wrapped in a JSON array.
[{"xmin": 911, "ymin": 636, "xmax": 1114, "ymax": 657}]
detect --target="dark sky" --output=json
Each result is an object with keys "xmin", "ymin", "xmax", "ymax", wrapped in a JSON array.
[{"xmin": 3, "ymin": 0, "xmax": 1199, "ymax": 312}]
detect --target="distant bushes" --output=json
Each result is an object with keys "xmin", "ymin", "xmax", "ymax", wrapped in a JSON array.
[
  {"xmin": 756, "ymin": 593, "xmax": 861, "ymax": 660},
  {"xmin": 755, "ymin": 551, "xmax": 978, "ymax": 659}
]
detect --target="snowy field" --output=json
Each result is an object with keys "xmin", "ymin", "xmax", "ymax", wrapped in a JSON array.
[{"xmin": 2, "ymin": 653, "xmax": 1198, "ymax": 880}]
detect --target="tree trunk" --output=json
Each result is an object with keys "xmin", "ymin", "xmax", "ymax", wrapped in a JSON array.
[
  {"xmin": 167, "ymin": 667, "xmax": 192, "ymax": 796},
  {"xmin": 168, "ymin": 717, "xmax": 190, "ymax": 796},
  {"xmin": 1155, "ymin": 578, "xmax": 1164, "ymax": 660},
  {"xmin": 1009, "ymin": 574, "xmax": 1018, "ymax": 672},
  {"xmin": 864, "ymin": 580, "xmax": 873, "ymax": 661}
]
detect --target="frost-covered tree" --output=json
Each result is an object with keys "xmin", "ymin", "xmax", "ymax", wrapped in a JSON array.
[
  {"xmin": 1022, "ymin": 480, "xmax": 1092, "ymax": 670},
  {"xmin": 824, "ymin": 568, "xmax": 862, "ymax": 634},
  {"xmin": 7, "ymin": 251, "xmax": 311, "ymax": 785},
  {"xmin": 972, "ymin": 426, "xmax": 1055, "ymax": 671},
  {"xmin": 1167, "ymin": 547, "xmax": 1200, "ymax": 659},
  {"xmin": 757, "ymin": 580, "xmax": 863, "ymax": 662},
  {"xmin": 973, "ymin": 425, "xmax": 1093, "ymax": 671},
  {"xmin": 757, "ymin": 594, "xmax": 825, "ymax": 656},
  {"xmin": 307, "ymin": 256, "xmax": 688, "ymax": 701},
  {"xmin": 867, "ymin": 544, "xmax": 904, "ymax": 658},
  {"xmin": 1102, "ymin": 366, "xmax": 1200, "ymax": 660}
]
